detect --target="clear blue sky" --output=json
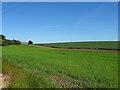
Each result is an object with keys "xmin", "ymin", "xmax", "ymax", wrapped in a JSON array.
[{"xmin": 2, "ymin": 2, "xmax": 118, "ymax": 43}]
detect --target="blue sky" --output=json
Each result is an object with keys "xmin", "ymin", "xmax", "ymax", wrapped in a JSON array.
[
  {"xmin": 2, "ymin": 2, "xmax": 118, "ymax": 43},
  {"xmin": 0, "ymin": 2, "xmax": 2, "ymax": 34}
]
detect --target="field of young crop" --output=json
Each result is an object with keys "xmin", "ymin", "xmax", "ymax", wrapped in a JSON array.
[
  {"xmin": 36, "ymin": 41, "xmax": 119, "ymax": 50},
  {"xmin": 0, "ymin": 46, "xmax": 2, "ymax": 73},
  {"xmin": 2, "ymin": 45, "xmax": 119, "ymax": 88}
]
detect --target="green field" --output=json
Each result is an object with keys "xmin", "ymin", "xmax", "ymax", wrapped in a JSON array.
[
  {"xmin": 2, "ymin": 45, "xmax": 119, "ymax": 88},
  {"xmin": 0, "ymin": 46, "xmax": 2, "ymax": 73},
  {"xmin": 36, "ymin": 41, "xmax": 119, "ymax": 50}
]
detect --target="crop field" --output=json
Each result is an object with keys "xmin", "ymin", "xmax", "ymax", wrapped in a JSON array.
[
  {"xmin": 0, "ymin": 46, "xmax": 2, "ymax": 73},
  {"xmin": 36, "ymin": 41, "xmax": 119, "ymax": 50},
  {"xmin": 2, "ymin": 45, "xmax": 119, "ymax": 88}
]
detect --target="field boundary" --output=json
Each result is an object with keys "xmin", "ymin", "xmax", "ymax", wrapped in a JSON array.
[{"xmin": 29, "ymin": 44, "xmax": 120, "ymax": 53}]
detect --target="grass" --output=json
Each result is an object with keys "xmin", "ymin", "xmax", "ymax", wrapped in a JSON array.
[
  {"xmin": 2, "ymin": 58, "xmax": 29, "ymax": 88},
  {"xmin": 36, "ymin": 41, "xmax": 119, "ymax": 50},
  {"xmin": 2, "ymin": 45, "xmax": 119, "ymax": 88},
  {"xmin": 0, "ymin": 46, "xmax": 2, "ymax": 73},
  {"xmin": 2, "ymin": 58, "xmax": 59, "ymax": 88}
]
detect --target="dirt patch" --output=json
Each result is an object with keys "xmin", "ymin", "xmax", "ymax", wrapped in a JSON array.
[
  {"xmin": 29, "ymin": 44, "xmax": 120, "ymax": 53},
  {"xmin": 50, "ymin": 75, "xmax": 86, "ymax": 88},
  {"xmin": 29, "ymin": 44, "xmax": 55, "ymax": 49},
  {"xmin": 0, "ymin": 73, "xmax": 11, "ymax": 89}
]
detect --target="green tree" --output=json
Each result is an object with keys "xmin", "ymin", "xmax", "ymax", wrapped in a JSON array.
[
  {"xmin": 0, "ymin": 35, "xmax": 21, "ymax": 46},
  {"xmin": 28, "ymin": 40, "xmax": 33, "ymax": 44},
  {"xmin": 0, "ymin": 34, "xmax": 6, "ymax": 40},
  {"xmin": 12, "ymin": 40, "xmax": 21, "ymax": 45}
]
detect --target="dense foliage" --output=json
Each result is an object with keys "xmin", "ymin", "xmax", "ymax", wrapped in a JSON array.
[{"xmin": 0, "ymin": 34, "xmax": 21, "ymax": 46}]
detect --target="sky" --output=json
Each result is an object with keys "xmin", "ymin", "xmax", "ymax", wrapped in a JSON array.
[
  {"xmin": 0, "ymin": 2, "xmax": 2, "ymax": 34},
  {"xmin": 2, "ymin": 2, "xmax": 118, "ymax": 43}
]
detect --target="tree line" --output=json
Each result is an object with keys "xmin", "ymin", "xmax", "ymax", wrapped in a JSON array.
[{"xmin": 0, "ymin": 34, "xmax": 21, "ymax": 46}]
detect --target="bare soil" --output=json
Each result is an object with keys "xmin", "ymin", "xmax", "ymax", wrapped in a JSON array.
[
  {"xmin": 29, "ymin": 44, "xmax": 120, "ymax": 53},
  {"xmin": 0, "ymin": 74, "xmax": 11, "ymax": 89}
]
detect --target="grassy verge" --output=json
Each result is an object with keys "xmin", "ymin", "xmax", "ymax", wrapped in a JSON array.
[
  {"xmin": 2, "ymin": 58, "xmax": 59, "ymax": 88},
  {"xmin": 2, "ymin": 58, "xmax": 29, "ymax": 88}
]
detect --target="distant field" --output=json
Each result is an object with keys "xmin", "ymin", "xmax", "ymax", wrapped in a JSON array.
[
  {"xmin": 36, "ymin": 41, "xmax": 119, "ymax": 50},
  {"xmin": 2, "ymin": 45, "xmax": 119, "ymax": 88}
]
